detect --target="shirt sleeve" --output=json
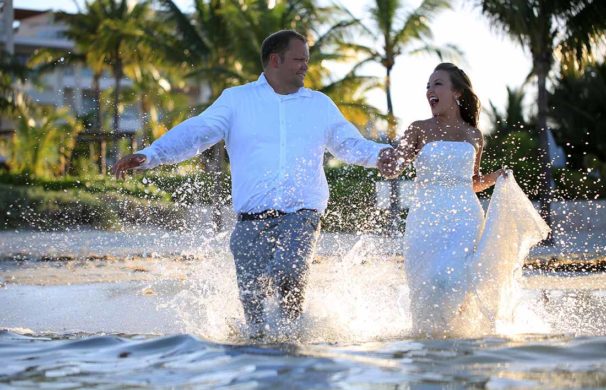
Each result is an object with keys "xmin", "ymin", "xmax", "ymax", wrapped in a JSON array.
[
  {"xmin": 136, "ymin": 89, "xmax": 233, "ymax": 169},
  {"xmin": 324, "ymin": 98, "xmax": 388, "ymax": 168}
]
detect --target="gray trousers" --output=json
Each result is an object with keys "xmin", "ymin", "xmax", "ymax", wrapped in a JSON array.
[{"xmin": 229, "ymin": 209, "xmax": 321, "ymax": 327}]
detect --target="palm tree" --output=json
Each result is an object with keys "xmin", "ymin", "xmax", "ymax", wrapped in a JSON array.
[
  {"xmin": 156, "ymin": 0, "xmax": 244, "ymax": 231},
  {"xmin": 348, "ymin": 0, "xmax": 455, "ymax": 140},
  {"xmin": 345, "ymin": 0, "xmax": 456, "ymax": 232},
  {"xmin": 89, "ymin": 0, "xmax": 156, "ymax": 135},
  {"xmin": 56, "ymin": 6, "xmax": 106, "ymax": 133},
  {"xmin": 159, "ymin": 0, "xmax": 383, "ymax": 125},
  {"xmin": 486, "ymin": 86, "xmax": 529, "ymax": 136},
  {"xmin": 58, "ymin": 0, "xmax": 164, "ymax": 173},
  {"xmin": 478, "ymin": 0, "xmax": 606, "ymax": 239}
]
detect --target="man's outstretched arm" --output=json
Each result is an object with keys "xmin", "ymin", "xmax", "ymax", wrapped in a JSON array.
[{"xmin": 110, "ymin": 89, "xmax": 233, "ymax": 180}]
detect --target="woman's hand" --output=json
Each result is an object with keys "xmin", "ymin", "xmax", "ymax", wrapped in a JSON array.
[
  {"xmin": 472, "ymin": 168, "xmax": 509, "ymax": 192},
  {"xmin": 377, "ymin": 148, "xmax": 401, "ymax": 179}
]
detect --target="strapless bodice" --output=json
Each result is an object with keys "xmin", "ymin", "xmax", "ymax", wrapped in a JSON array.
[{"xmin": 414, "ymin": 141, "xmax": 476, "ymax": 186}]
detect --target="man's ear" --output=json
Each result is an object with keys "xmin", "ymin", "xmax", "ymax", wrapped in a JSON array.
[{"xmin": 269, "ymin": 53, "xmax": 281, "ymax": 68}]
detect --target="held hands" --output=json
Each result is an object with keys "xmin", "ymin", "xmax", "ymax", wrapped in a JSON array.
[
  {"xmin": 377, "ymin": 147, "xmax": 401, "ymax": 179},
  {"xmin": 111, "ymin": 153, "xmax": 146, "ymax": 180}
]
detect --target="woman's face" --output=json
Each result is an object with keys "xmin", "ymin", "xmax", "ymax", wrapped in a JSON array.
[{"xmin": 426, "ymin": 70, "xmax": 459, "ymax": 117}]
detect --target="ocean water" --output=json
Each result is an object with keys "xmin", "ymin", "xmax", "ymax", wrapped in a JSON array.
[
  {"xmin": 2, "ymin": 331, "xmax": 606, "ymax": 388},
  {"xmin": 1, "ymin": 230, "xmax": 606, "ymax": 388}
]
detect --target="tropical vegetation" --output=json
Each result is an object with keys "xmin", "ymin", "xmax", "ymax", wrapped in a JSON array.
[
  {"xmin": 1, "ymin": 0, "xmax": 605, "ymax": 233},
  {"xmin": 478, "ymin": 0, "xmax": 606, "ymax": 232}
]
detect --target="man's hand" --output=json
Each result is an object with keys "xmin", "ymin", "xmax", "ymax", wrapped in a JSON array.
[
  {"xmin": 111, "ymin": 153, "xmax": 147, "ymax": 179},
  {"xmin": 377, "ymin": 147, "xmax": 400, "ymax": 179}
]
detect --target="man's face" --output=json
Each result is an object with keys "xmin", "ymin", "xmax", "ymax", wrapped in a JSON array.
[{"xmin": 274, "ymin": 38, "xmax": 309, "ymax": 89}]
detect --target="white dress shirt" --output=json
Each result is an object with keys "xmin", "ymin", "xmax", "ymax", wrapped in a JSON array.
[{"xmin": 137, "ymin": 73, "xmax": 387, "ymax": 213}]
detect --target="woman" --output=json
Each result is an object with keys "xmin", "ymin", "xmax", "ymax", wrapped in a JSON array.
[{"xmin": 385, "ymin": 63, "xmax": 549, "ymax": 337}]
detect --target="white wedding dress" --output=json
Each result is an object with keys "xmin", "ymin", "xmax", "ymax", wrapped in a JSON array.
[{"xmin": 403, "ymin": 141, "xmax": 550, "ymax": 337}]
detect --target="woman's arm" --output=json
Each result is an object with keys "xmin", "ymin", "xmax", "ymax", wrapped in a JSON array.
[{"xmin": 472, "ymin": 135, "xmax": 506, "ymax": 192}]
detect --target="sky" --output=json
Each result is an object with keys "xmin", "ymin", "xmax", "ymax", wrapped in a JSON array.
[{"xmin": 14, "ymin": 0, "xmax": 534, "ymax": 134}]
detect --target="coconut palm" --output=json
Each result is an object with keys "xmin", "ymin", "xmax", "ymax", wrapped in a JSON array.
[
  {"xmin": 157, "ymin": 0, "xmax": 238, "ymax": 99},
  {"xmin": 478, "ymin": 0, "xmax": 606, "ymax": 237},
  {"xmin": 347, "ymin": 0, "xmax": 455, "ymax": 140},
  {"xmin": 55, "ymin": 6, "xmax": 106, "ymax": 133},
  {"xmin": 156, "ymin": 0, "xmax": 245, "ymax": 230},
  {"xmin": 160, "ymin": 0, "xmax": 381, "ymax": 121},
  {"xmin": 89, "ymin": 0, "xmax": 157, "ymax": 135},
  {"xmin": 57, "ymin": 0, "xmax": 167, "ymax": 173},
  {"xmin": 486, "ymin": 86, "xmax": 529, "ymax": 136},
  {"xmin": 343, "ymin": 0, "xmax": 456, "ymax": 232}
]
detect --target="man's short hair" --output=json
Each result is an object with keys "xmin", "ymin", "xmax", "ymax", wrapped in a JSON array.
[{"xmin": 261, "ymin": 30, "xmax": 306, "ymax": 68}]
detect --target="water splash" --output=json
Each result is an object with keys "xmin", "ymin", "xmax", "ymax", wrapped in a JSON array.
[{"xmin": 151, "ymin": 233, "xmax": 591, "ymax": 343}]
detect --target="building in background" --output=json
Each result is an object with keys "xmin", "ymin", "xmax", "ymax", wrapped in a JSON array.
[
  {"xmin": 1, "ymin": 6, "xmax": 139, "ymax": 133},
  {"xmin": 0, "ymin": 3, "xmax": 211, "ymax": 173}
]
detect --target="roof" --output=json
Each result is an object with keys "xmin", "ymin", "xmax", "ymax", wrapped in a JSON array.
[{"xmin": 14, "ymin": 8, "xmax": 49, "ymax": 21}]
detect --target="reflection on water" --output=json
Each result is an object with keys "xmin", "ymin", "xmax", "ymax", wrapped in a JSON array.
[
  {"xmin": 2, "ymin": 331, "xmax": 606, "ymax": 388},
  {"xmin": 1, "ymin": 230, "xmax": 606, "ymax": 387}
]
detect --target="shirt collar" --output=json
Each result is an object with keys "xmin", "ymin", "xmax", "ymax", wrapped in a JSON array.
[{"xmin": 256, "ymin": 73, "xmax": 312, "ymax": 98}]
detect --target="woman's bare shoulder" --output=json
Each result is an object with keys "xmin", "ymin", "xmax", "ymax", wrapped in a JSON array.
[
  {"xmin": 408, "ymin": 118, "xmax": 434, "ymax": 129},
  {"xmin": 467, "ymin": 126, "xmax": 484, "ymax": 148}
]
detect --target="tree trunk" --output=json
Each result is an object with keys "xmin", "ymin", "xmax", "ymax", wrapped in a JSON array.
[
  {"xmin": 112, "ymin": 59, "xmax": 122, "ymax": 134},
  {"xmin": 99, "ymin": 139, "xmax": 107, "ymax": 176},
  {"xmin": 386, "ymin": 66, "xmax": 400, "ymax": 235},
  {"xmin": 536, "ymin": 59, "xmax": 553, "ymax": 244},
  {"xmin": 92, "ymin": 73, "xmax": 102, "ymax": 132}
]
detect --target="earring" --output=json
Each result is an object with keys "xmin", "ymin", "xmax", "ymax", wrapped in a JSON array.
[{"xmin": 456, "ymin": 97, "xmax": 462, "ymax": 106}]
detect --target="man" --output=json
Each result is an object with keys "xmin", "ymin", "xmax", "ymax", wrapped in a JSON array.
[{"xmin": 113, "ymin": 30, "xmax": 395, "ymax": 337}]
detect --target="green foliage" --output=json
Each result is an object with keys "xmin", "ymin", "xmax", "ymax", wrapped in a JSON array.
[
  {"xmin": 552, "ymin": 168, "xmax": 604, "ymax": 201},
  {"xmin": 481, "ymin": 130, "xmax": 543, "ymax": 198},
  {"xmin": 0, "ymin": 165, "xmax": 390, "ymax": 232},
  {"xmin": 0, "ymin": 50, "xmax": 29, "ymax": 114},
  {"xmin": 483, "ymin": 82, "xmax": 606, "ymax": 200},
  {"xmin": 10, "ymin": 105, "xmax": 84, "ymax": 178},
  {"xmin": 323, "ymin": 165, "xmax": 390, "ymax": 233},
  {"xmin": 140, "ymin": 169, "xmax": 231, "ymax": 205},
  {"xmin": 482, "ymin": 86, "xmax": 543, "ymax": 198},
  {"xmin": 547, "ymin": 61, "xmax": 606, "ymax": 199},
  {"xmin": 550, "ymin": 62, "xmax": 606, "ymax": 172},
  {"xmin": 0, "ymin": 177, "xmax": 184, "ymax": 230},
  {"xmin": 0, "ymin": 173, "xmax": 171, "ymax": 201},
  {"xmin": 0, "ymin": 183, "xmax": 119, "ymax": 230},
  {"xmin": 348, "ymin": 0, "xmax": 457, "ymax": 139}
]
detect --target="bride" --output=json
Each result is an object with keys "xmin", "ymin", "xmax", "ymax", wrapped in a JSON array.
[{"xmin": 381, "ymin": 63, "xmax": 550, "ymax": 337}]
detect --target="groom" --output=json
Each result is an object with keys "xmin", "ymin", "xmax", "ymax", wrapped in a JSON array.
[{"xmin": 112, "ymin": 30, "xmax": 396, "ymax": 337}]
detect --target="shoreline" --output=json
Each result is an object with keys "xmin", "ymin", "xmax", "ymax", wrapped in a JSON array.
[{"xmin": 1, "ymin": 228, "xmax": 605, "ymax": 287}]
